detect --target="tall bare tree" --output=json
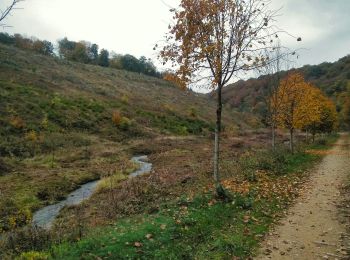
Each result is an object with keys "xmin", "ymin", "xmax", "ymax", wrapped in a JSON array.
[
  {"xmin": 260, "ymin": 42, "xmax": 297, "ymax": 150},
  {"xmin": 159, "ymin": 0, "xmax": 297, "ymax": 197},
  {"xmin": 0, "ymin": 0, "xmax": 23, "ymax": 27}
]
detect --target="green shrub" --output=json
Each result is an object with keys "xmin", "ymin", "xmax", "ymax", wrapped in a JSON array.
[
  {"xmin": 121, "ymin": 94, "xmax": 129, "ymax": 104},
  {"xmin": 18, "ymin": 251, "xmax": 48, "ymax": 260},
  {"xmin": 0, "ymin": 227, "xmax": 52, "ymax": 258},
  {"xmin": 256, "ymin": 150, "xmax": 288, "ymax": 175},
  {"xmin": 119, "ymin": 116, "xmax": 132, "ymax": 130},
  {"xmin": 316, "ymin": 138, "xmax": 327, "ymax": 146},
  {"xmin": 136, "ymin": 110, "xmax": 214, "ymax": 135},
  {"xmin": 239, "ymin": 156, "xmax": 258, "ymax": 182}
]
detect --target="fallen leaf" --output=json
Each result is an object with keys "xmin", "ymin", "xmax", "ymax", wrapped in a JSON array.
[
  {"xmin": 134, "ymin": 242, "xmax": 143, "ymax": 247},
  {"xmin": 243, "ymin": 215, "xmax": 250, "ymax": 223}
]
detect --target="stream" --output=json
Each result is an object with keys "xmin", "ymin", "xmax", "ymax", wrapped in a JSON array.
[{"xmin": 32, "ymin": 155, "xmax": 152, "ymax": 229}]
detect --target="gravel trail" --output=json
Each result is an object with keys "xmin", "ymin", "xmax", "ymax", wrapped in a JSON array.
[{"xmin": 256, "ymin": 134, "xmax": 350, "ymax": 260}]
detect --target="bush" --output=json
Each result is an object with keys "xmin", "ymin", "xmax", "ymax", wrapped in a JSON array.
[
  {"xmin": 0, "ymin": 227, "xmax": 52, "ymax": 258},
  {"xmin": 119, "ymin": 116, "xmax": 132, "ymax": 130},
  {"xmin": 18, "ymin": 251, "xmax": 49, "ymax": 260},
  {"xmin": 188, "ymin": 107, "xmax": 197, "ymax": 118},
  {"xmin": 112, "ymin": 111, "xmax": 122, "ymax": 126},
  {"xmin": 112, "ymin": 111, "xmax": 132, "ymax": 130},
  {"xmin": 257, "ymin": 150, "xmax": 288, "ymax": 174},
  {"xmin": 0, "ymin": 206, "xmax": 32, "ymax": 232},
  {"xmin": 236, "ymin": 149, "xmax": 291, "ymax": 181},
  {"xmin": 9, "ymin": 116, "xmax": 26, "ymax": 129},
  {"xmin": 121, "ymin": 94, "xmax": 129, "ymax": 104},
  {"xmin": 239, "ymin": 155, "xmax": 258, "ymax": 182},
  {"xmin": 0, "ymin": 158, "xmax": 11, "ymax": 175},
  {"xmin": 316, "ymin": 138, "xmax": 327, "ymax": 146}
]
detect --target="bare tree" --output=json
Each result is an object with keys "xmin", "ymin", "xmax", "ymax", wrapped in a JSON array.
[
  {"xmin": 0, "ymin": 0, "xmax": 23, "ymax": 28},
  {"xmin": 260, "ymin": 42, "xmax": 296, "ymax": 150}
]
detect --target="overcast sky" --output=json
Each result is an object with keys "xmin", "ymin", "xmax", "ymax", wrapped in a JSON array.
[{"xmin": 2, "ymin": 0, "xmax": 350, "ymax": 71}]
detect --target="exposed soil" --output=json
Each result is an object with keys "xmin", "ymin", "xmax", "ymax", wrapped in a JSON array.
[{"xmin": 256, "ymin": 134, "xmax": 350, "ymax": 260}]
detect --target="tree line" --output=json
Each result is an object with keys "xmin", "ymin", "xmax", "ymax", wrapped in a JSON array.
[{"xmin": 0, "ymin": 33, "xmax": 161, "ymax": 78}]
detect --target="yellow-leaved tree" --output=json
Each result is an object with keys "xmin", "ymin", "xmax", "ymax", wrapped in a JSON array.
[
  {"xmin": 272, "ymin": 72, "xmax": 312, "ymax": 153},
  {"xmin": 272, "ymin": 72, "xmax": 338, "ymax": 151},
  {"xmin": 304, "ymin": 96, "xmax": 338, "ymax": 141}
]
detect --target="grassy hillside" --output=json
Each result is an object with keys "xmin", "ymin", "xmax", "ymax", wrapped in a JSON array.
[
  {"xmin": 0, "ymin": 41, "xmax": 258, "ymax": 161},
  {"xmin": 0, "ymin": 43, "xmax": 259, "ymax": 232},
  {"xmin": 219, "ymin": 55, "xmax": 350, "ymax": 127}
]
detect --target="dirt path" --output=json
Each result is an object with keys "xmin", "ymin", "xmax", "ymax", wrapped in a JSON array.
[{"xmin": 256, "ymin": 134, "xmax": 350, "ymax": 260}]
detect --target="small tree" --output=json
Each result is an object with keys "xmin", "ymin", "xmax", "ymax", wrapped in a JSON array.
[
  {"xmin": 88, "ymin": 43, "xmax": 99, "ymax": 63},
  {"xmin": 159, "ymin": 0, "xmax": 293, "ymax": 197},
  {"xmin": 32, "ymin": 39, "xmax": 54, "ymax": 56},
  {"xmin": 262, "ymin": 42, "xmax": 284, "ymax": 150},
  {"xmin": 273, "ymin": 72, "xmax": 305, "ymax": 153},
  {"xmin": 273, "ymin": 72, "xmax": 327, "ymax": 152},
  {"xmin": 306, "ymin": 97, "xmax": 338, "ymax": 141},
  {"xmin": 58, "ymin": 37, "xmax": 76, "ymax": 59},
  {"xmin": 98, "ymin": 49, "xmax": 110, "ymax": 67}
]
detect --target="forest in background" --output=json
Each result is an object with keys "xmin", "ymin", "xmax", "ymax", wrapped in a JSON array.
[
  {"xmin": 0, "ymin": 32, "xmax": 161, "ymax": 78},
  {"xmin": 220, "ymin": 55, "xmax": 350, "ymax": 129}
]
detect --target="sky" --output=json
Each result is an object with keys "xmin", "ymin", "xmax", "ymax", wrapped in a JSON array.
[{"xmin": 2, "ymin": 0, "xmax": 350, "ymax": 75}]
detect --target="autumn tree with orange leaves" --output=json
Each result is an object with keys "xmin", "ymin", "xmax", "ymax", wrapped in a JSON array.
[
  {"xmin": 272, "ymin": 72, "xmax": 337, "ymax": 152},
  {"xmin": 159, "ymin": 0, "xmax": 293, "ymax": 198},
  {"xmin": 303, "ymin": 94, "xmax": 338, "ymax": 142},
  {"xmin": 273, "ymin": 72, "xmax": 315, "ymax": 152}
]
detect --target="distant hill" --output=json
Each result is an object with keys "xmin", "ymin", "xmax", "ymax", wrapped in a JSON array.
[
  {"xmin": 0, "ymin": 43, "xmax": 256, "ymax": 159},
  {"xmin": 217, "ymin": 55, "xmax": 350, "ymax": 128}
]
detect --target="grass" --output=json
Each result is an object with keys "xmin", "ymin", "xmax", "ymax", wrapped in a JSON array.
[
  {"xmin": 0, "ymin": 137, "xmax": 136, "ymax": 232},
  {"xmin": 10, "ymin": 133, "xmax": 335, "ymax": 260},
  {"xmin": 136, "ymin": 110, "xmax": 214, "ymax": 135},
  {"xmin": 307, "ymin": 133, "xmax": 339, "ymax": 150},
  {"xmin": 48, "ymin": 194, "xmax": 276, "ymax": 259},
  {"xmin": 0, "ymin": 166, "xmax": 99, "ymax": 232}
]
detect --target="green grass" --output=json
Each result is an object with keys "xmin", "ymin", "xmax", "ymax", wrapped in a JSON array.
[
  {"xmin": 282, "ymin": 151, "xmax": 318, "ymax": 174},
  {"xmin": 48, "ymin": 195, "xmax": 276, "ymax": 259},
  {"xmin": 136, "ymin": 110, "xmax": 214, "ymax": 135},
  {"xmin": 308, "ymin": 133, "xmax": 340, "ymax": 150}
]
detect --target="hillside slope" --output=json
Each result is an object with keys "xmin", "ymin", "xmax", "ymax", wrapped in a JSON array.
[
  {"xmin": 0, "ymin": 43, "xmax": 257, "ymax": 232},
  {"xmin": 0, "ymin": 43, "xmax": 257, "ymax": 157},
  {"xmin": 218, "ymin": 55, "xmax": 350, "ymax": 127}
]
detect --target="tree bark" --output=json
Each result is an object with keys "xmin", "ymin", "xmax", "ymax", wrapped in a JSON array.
[
  {"xmin": 214, "ymin": 84, "xmax": 225, "ymax": 197},
  {"xmin": 290, "ymin": 128, "xmax": 294, "ymax": 153},
  {"xmin": 271, "ymin": 122, "xmax": 276, "ymax": 151}
]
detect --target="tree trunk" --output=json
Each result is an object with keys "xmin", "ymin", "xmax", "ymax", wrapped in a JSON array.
[
  {"xmin": 271, "ymin": 123, "xmax": 276, "ymax": 151},
  {"xmin": 214, "ymin": 84, "xmax": 225, "ymax": 197},
  {"xmin": 290, "ymin": 128, "xmax": 294, "ymax": 153}
]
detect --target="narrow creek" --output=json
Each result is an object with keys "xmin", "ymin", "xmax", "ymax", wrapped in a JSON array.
[{"xmin": 32, "ymin": 155, "xmax": 152, "ymax": 229}]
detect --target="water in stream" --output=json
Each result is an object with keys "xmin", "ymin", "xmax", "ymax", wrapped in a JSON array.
[{"xmin": 32, "ymin": 155, "xmax": 152, "ymax": 229}]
